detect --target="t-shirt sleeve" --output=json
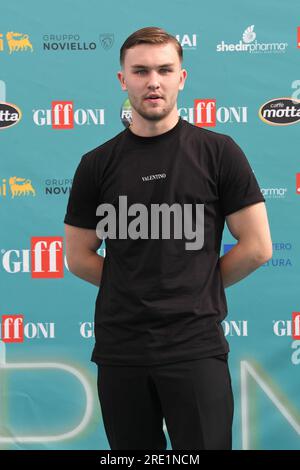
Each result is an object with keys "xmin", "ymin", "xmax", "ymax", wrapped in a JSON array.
[
  {"xmin": 64, "ymin": 153, "xmax": 100, "ymax": 229},
  {"xmin": 218, "ymin": 136, "xmax": 265, "ymax": 217}
]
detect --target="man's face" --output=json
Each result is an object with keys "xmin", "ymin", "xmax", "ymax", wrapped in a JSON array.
[{"xmin": 118, "ymin": 42, "xmax": 187, "ymax": 122}]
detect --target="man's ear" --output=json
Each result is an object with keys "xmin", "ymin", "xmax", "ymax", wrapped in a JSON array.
[
  {"xmin": 179, "ymin": 69, "xmax": 187, "ymax": 91},
  {"xmin": 117, "ymin": 71, "xmax": 127, "ymax": 91}
]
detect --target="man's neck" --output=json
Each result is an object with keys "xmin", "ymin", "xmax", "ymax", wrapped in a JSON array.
[{"xmin": 129, "ymin": 112, "xmax": 180, "ymax": 137}]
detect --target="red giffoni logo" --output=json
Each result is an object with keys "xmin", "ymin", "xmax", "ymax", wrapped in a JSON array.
[
  {"xmin": 51, "ymin": 101, "xmax": 73, "ymax": 129},
  {"xmin": 194, "ymin": 99, "xmax": 216, "ymax": 127},
  {"xmin": 31, "ymin": 237, "xmax": 64, "ymax": 278},
  {"xmin": 292, "ymin": 312, "xmax": 300, "ymax": 339},
  {"xmin": 1, "ymin": 315, "xmax": 24, "ymax": 343}
]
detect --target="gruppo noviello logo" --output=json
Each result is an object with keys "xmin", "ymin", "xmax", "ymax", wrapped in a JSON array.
[
  {"xmin": 0, "ymin": 32, "xmax": 33, "ymax": 54},
  {"xmin": 217, "ymin": 25, "xmax": 288, "ymax": 53},
  {"xmin": 42, "ymin": 33, "xmax": 114, "ymax": 51}
]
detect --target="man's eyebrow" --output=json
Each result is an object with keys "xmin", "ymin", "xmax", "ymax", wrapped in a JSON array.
[{"xmin": 131, "ymin": 63, "xmax": 175, "ymax": 69}]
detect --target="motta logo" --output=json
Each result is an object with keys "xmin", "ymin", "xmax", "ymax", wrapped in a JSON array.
[
  {"xmin": 1, "ymin": 237, "xmax": 65, "ymax": 277},
  {"xmin": 0, "ymin": 101, "xmax": 22, "ymax": 129},
  {"xmin": 259, "ymin": 97, "xmax": 300, "ymax": 125},
  {"xmin": 0, "ymin": 32, "xmax": 33, "ymax": 54},
  {"xmin": 0, "ymin": 315, "xmax": 55, "ymax": 342},
  {"xmin": 32, "ymin": 101, "xmax": 105, "ymax": 128},
  {"xmin": 194, "ymin": 99, "xmax": 247, "ymax": 127},
  {"xmin": 0, "ymin": 176, "xmax": 36, "ymax": 198}
]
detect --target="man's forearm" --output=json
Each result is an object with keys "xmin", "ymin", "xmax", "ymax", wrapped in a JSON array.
[
  {"xmin": 219, "ymin": 242, "xmax": 270, "ymax": 288},
  {"xmin": 68, "ymin": 252, "xmax": 105, "ymax": 287}
]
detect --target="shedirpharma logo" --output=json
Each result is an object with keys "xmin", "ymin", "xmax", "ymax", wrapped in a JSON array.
[
  {"xmin": 259, "ymin": 98, "xmax": 300, "ymax": 125},
  {"xmin": 217, "ymin": 25, "xmax": 288, "ymax": 54},
  {"xmin": 96, "ymin": 196, "xmax": 205, "ymax": 250}
]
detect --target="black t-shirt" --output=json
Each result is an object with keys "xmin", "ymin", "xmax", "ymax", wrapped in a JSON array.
[{"xmin": 64, "ymin": 117, "xmax": 265, "ymax": 366}]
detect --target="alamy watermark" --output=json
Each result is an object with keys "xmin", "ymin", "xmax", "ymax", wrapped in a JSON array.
[{"xmin": 96, "ymin": 196, "xmax": 204, "ymax": 250}]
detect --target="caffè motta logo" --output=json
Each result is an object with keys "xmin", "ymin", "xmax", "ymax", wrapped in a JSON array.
[
  {"xmin": 259, "ymin": 98, "xmax": 300, "ymax": 126},
  {"xmin": 0, "ymin": 101, "xmax": 22, "ymax": 129},
  {"xmin": 0, "ymin": 32, "xmax": 33, "ymax": 54}
]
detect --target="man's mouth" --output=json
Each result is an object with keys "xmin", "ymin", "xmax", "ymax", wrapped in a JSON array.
[{"xmin": 144, "ymin": 94, "xmax": 163, "ymax": 101}]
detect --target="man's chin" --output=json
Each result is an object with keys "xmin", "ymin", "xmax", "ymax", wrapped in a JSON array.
[{"xmin": 137, "ymin": 109, "xmax": 169, "ymax": 122}]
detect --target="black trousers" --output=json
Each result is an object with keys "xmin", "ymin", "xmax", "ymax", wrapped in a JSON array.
[{"xmin": 97, "ymin": 354, "xmax": 234, "ymax": 450}]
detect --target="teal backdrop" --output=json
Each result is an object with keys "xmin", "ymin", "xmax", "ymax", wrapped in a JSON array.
[{"xmin": 0, "ymin": 0, "xmax": 299, "ymax": 450}]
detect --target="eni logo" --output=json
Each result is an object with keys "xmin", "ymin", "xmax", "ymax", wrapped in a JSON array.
[
  {"xmin": 0, "ymin": 177, "xmax": 36, "ymax": 198},
  {"xmin": 9, "ymin": 177, "xmax": 36, "ymax": 198}
]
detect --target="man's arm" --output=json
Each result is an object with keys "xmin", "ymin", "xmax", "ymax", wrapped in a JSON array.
[
  {"xmin": 64, "ymin": 224, "xmax": 104, "ymax": 287},
  {"xmin": 219, "ymin": 202, "xmax": 272, "ymax": 288}
]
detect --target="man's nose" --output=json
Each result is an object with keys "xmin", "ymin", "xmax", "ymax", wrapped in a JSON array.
[{"xmin": 147, "ymin": 70, "xmax": 160, "ymax": 89}]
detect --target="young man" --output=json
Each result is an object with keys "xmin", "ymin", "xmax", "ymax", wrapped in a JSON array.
[{"xmin": 64, "ymin": 27, "xmax": 272, "ymax": 450}]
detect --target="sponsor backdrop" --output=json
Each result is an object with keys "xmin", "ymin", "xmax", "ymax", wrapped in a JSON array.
[{"xmin": 0, "ymin": 0, "xmax": 299, "ymax": 451}]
